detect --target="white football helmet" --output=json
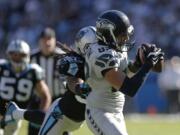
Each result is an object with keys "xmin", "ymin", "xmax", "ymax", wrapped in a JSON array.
[
  {"xmin": 75, "ymin": 26, "xmax": 97, "ymax": 55},
  {"xmin": 6, "ymin": 40, "xmax": 30, "ymax": 72}
]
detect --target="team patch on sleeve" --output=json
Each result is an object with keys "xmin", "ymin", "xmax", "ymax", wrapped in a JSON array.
[
  {"xmin": 93, "ymin": 53, "xmax": 119, "ymax": 78},
  {"xmin": 95, "ymin": 54, "xmax": 119, "ymax": 68}
]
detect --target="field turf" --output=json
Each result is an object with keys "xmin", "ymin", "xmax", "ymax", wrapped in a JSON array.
[{"xmin": 19, "ymin": 114, "xmax": 180, "ymax": 135}]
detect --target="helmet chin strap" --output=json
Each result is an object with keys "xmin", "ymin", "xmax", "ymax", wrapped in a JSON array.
[
  {"xmin": 11, "ymin": 61, "xmax": 25, "ymax": 73},
  {"xmin": 109, "ymin": 28, "xmax": 135, "ymax": 52},
  {"xmin": 10, "ymin": 58, "xmax": 29, "ymax": 73},
  {"xmin": 96, "ymin": 32, "xmax": 108, "ymax": 45},
  {"xmin": 109, "ymin": 28, "xmax": 123, "ymax": 52},
  {"xmin": 97, "ymin": 28, "xmax": 134, "ymax": 52}
]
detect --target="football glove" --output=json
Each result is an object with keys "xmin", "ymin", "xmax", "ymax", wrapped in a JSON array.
[
  {"xmin": 141, "ymin": 43, "xmax": 164, "ymax": 67},
  {"xmin": 75, "ymin": 83, "xmax": 91, "ymax": 98}
]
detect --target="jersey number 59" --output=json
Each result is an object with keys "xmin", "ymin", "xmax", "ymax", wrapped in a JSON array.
[{"xmin": 0, "ymin": 77, "xmax": 33, "ymax": 102}]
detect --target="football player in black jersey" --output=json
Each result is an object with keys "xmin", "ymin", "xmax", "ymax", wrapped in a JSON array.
[
  {"xmin": 0, "ymin": 40, "xmax": 51, "ymax": 135},
  {"xmin": 2, "ymin": 26, "xmax": 97, "ymax": 135}
]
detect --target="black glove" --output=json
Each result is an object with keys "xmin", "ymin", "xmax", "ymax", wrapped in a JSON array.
[
  {"xmin": 134, "ymin": 43, "xmax": 159, "ymax": 67},
  {"xmin": 75, "ymin": 83, "xmax": 91, "ymax": 98},
  {"xmin": 141, "ymin": 44, "xmax": 164, "ymax": 67}
]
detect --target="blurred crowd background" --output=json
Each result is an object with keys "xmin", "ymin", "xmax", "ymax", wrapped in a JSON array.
[{"xmin": 0, "ymin": 0, "xmax": 180, "ymax": 114}]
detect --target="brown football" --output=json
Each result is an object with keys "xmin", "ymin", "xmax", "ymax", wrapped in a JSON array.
[{"xmin": 151, "ymin": 59, "xmax": 164, "ymax": 72}]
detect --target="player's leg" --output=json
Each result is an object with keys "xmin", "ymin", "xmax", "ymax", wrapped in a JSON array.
[
  {"xmin": 85, "ymin": 107, "xmax": 128, "ymax": 135},
  {"xmin": 40, "ymin": 115, "xmax": 83, "ymax": 135},
  {"xmin": 39, "ymin": 98, "xmax": 83, "ymax": 135},
  {"xmin": 0, "ymin": 101, "xmax": 23, "ymax": 135},
  {"xmin": 3, "ymin": 120, "xmax": 22, "ymax": 135},
  {"xmin": 27, "ymin": 96, "xmax": 41, "ymax": 135},
  {"xmin": 3, "ymin": 101, "xmax": 45, "ymax": 126},
  {"xmin": 24, "ymin": 110, "xmax": 45, "ymax": 125},
  {"xmin": 2, "ymin": 99, "xmax": 44, "ymax": 135}
]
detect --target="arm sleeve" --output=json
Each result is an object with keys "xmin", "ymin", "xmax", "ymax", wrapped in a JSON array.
[{"xmin": 120, "ymin": 63, "xmax": 151, "ymax": 97}]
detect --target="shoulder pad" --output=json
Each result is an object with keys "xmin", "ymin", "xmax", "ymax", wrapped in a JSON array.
[
  {"xmin": 0, "ymin": 59, "xmax": 8, "ymax": 66},
  {"xmin": 30, "ymin": 63, "xmax": 45, "ymax": 80},
  {"xmin": 54, "ymin": 47, "xmax": 66, "ymax": 55},
  {"xmin": 30, "ymin": 63, "xmax": 43, "ymax": 73}
]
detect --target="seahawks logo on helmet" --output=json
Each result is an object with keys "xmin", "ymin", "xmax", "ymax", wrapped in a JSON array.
[{"xmin": 96, "ymin": 19, "xmax": 115, "ymax": 31}]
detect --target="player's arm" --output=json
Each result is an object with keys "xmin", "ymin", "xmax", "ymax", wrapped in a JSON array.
[
  {"xmin": 35, "ymin": 80, "xmax": 51, "ymax": 111},
  {"xmin": 103, "ymin": 48, "xmax": 164, "ymax": 97},
  {"xmin": 103, "ymin": 64, "xmax": 150, "ymax": 97},
  {"xmin": 66, "ymin": 76, "xmax": 91, "ymax": 98},
  {"xmin": 56, "ymin": 53, "xmax": 90, "ymax": 97},
  {"xmin": 128, "ymin": 44, "xmax": 164, "ymax": 74},
  {"xmin": 32, "ymin": 64, "xmax": 52, "ymax": 111},
  {"xmin": 127, "ymin": 47, "xmax": 143, "ymax": 74}
]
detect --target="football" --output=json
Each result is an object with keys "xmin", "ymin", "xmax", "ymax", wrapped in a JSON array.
[
  {"xmin": 152, "ymin": 58, "xmax": 164, "ymax": 72},
  {"xmin": 139, "ymin": 44, "xmax": 164, "ymax": 73}
]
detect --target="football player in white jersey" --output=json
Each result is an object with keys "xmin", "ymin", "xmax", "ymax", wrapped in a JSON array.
[
  {"xmin": 84, "ymin": 10, "xmax": 164, "ymax": 135},
  {"xmin": 0, "ymin": 40, "xmax": 51, "ymax": 135}
]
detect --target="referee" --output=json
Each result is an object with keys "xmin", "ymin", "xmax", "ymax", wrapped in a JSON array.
[{"xmin": 29, "ymin": 27, "xmax": 67, "ymax": 135}]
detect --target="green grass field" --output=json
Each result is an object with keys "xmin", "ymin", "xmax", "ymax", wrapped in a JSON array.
[{"xmin": 19, "ymin": 115, "xmax": 180, "ymax": 135}]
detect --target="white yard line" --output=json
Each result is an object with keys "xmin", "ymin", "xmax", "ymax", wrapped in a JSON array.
[{"xmin": 125, "ymin": 113, "xmax": 180, "ymax": 122}]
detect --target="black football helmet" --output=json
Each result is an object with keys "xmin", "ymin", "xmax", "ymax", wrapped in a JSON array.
[{"xmin": 96, "ymin": 10, "xmax": 134, "ymax": 52}]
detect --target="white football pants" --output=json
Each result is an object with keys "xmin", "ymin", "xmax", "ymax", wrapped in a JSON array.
[{"xmin": 85, "ymin": 106, "xmax": 128, "ymax": 135}]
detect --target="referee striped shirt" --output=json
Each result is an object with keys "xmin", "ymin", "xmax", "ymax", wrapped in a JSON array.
[{"xmin": 31, "ymin": 47, "xmax": 66, "ymax": 99}]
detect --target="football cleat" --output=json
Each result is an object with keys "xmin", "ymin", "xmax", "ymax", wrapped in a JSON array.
[{"xmin": 4, "ymin": 101, "xmax": 19, "ymax": 125}]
